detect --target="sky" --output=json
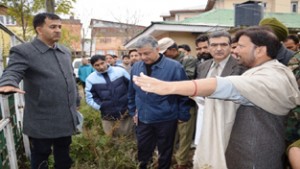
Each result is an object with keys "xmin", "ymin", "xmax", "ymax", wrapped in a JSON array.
[{"xmin": 71, "ymin": 0, "xmax": 208, "ymax": 29}]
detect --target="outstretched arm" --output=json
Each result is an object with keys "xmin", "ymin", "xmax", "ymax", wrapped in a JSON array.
[{"xmin": 133, "ymin": 72, "xmax": 217, "ymax": 97}]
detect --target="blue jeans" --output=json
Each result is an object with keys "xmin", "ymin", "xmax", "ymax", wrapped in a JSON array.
[
  {"xmin": 29, "ymin": 136, "xmax": 72, "ymax": 169},
  {"xmin": 136, "ymin": 120, "xmax": 177, "ymax": 169}
]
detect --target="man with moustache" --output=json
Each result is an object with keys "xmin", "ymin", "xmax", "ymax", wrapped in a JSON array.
[
  {"xmin": 195, "ymin": 31, "xmax": 245, "ymax": 79},
  {"xmin": 284, "ymin": 34, "xmax": 299, "ymax": 52},
  {"xmin": 195, "ymin": 34, "xmax": 213, "ymax": 65},
  {"xmin": 193, "ymin": 31, "xmax": 245, "ymax": 168},
  {"xmin": 133, "ymin": 26, "xmax": 300, "ymax": 169},
  {"xmin": 0, "ymin": 13, "xmax": 80, "ymax": 168}
]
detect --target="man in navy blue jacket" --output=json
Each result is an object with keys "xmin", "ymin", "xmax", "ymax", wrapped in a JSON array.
[
  {"xmin": 128, "ymin": 35, "xmax": 191, "ymax": 169},
  {"xmin": 86, "ymin": 55, "xmax": 133, "ymax": 137}
]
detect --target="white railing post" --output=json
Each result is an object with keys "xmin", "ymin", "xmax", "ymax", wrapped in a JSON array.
[
  {"xmin": 0, "ymin": 95, "xmax": 18, "ymax": 169},
  {"xmin": 1, "ymin": 22, "xmax": 27, "ymax": 168},
  {"xmin": 14, "ymin": 87, "xmax": 30, "ymax": 158}
]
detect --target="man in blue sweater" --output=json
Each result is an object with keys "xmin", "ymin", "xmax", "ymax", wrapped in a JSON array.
[
  {"xmin": 78, "ymin": 57, "xmax": 93, "ymax": 91},
  {"xmin": 128, "ymin": 35, "xmax": 190, "ymax": 169}
]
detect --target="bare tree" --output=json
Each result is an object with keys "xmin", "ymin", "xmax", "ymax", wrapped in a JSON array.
[
  {"xmin": 45, "ymin": 0, "xmax": 55, "ymax": 13},
  {"xmin": 3, "ymin": 0, "xmax": 77, "ymax": 41},
  {"xmin": 110, "ymin": 9, "xmax": 144, "ymax": 43},
  {"xmin": 75, "ymin": 8, "xmax": 95, "ymax": 57}
]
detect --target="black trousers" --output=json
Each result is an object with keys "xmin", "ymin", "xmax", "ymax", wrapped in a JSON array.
[
  {"xmin": 29, "ymin": 136, "xmax": 72, "ymax": 169},
  {"xmin": 136, "ymin": 120, "xmax": 177, "ymax": 169}
]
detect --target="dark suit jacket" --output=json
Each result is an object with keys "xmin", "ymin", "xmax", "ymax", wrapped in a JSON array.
[{"xmin": 195, "ymin": 56, "xmax": 246, "ymax": 79}]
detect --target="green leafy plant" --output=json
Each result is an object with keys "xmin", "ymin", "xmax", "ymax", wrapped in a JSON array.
[{"xmin": 70, "ymin": 101, "xmax": 139, "ymax": 169}]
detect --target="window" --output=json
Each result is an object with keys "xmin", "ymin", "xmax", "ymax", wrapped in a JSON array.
[
  {"xmin": 100, "ymin": 29, "xmax": 107, "ymax": 33},
  {"xmin": 263, "ymin": 2, "xmax": 267, "ymax": 9},
  {"xmin": 5, "ymin": 16, "xmax": 16, "ymax": 25},
  {"xmin": 99, "ymin": 37, "xmax": 111, "ymax": 43},
  {"xmin": 0, "ymin": 15, "xmax": 4, "ymax": 24},
  {"xmin": 292, "ymin": 2, "xmax": 298, "ymax": 13},
  {"xmin": 107, "ymin": 50, "xmax": 115, "ymax": 55},
  {"xmin": 0, "ymin": 15, "xmax": 16, "ymax": 25},
  {"xmin": 96, "ymin": 50, "xmax": 105, "ymax": 55}
]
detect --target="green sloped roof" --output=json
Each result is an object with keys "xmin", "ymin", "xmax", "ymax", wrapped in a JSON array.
[
  {"xmin": 265, "ymin": 12, "xmax": 300, "ymax": 28},
  {"xmin": 180, "ymin": 9, "xmax": 234, "ymax": 26},
  {"xmin": 179, "ymin": 9, "xmax": 300, "ymax": 29}
]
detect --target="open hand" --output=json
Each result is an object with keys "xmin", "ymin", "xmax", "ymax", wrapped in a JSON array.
[
  {"xmin": 0, "ymin": 86, "xmax": 25, "ymax": 94},
  {"xmin": 133, "ymin": 72, "xmax": 169, "ymax": 95}
]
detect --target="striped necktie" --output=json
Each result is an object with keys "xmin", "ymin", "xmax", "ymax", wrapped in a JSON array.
[{"xmin": 210, "ymin": 62, "xmax": 220, "ymax": 77}]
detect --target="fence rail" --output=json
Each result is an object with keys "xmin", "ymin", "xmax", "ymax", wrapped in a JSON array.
[{"xmin": 0, "ymin": 22, "xmax": 27, "ymax": 169}]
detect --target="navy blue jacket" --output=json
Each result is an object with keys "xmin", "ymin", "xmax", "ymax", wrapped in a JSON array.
[
  {"xmin": 128, "ymin": 55, "xmax": 191, "ymax": 123},
  {"xmin": 85, "ymin": 66, "xmax": 130, "ymax": 120}
]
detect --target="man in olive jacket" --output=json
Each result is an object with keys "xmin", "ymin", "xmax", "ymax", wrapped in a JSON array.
[{"xmin": 0, "ymin": 13, "xmax": 79, "ymax": 169}]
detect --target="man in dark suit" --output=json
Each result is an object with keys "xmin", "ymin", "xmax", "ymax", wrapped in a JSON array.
[
  {"xmin": 196, "ymin": 31, "xmax": 245, "ymax": 79},
  {"xmin": 0, "ymin": 13, "xmax": 79, "ymax": 169}
]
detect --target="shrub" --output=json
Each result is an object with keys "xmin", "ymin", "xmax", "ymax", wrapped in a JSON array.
[{"xmin": 70, "ymin": 101, "xmax": 139, "ymax": 169}]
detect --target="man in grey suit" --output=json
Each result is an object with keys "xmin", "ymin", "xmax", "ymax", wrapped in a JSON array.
[
  {"xmin": 0, "ymin": 13, "xmax": 79, "ymax": 169},
  {"xmin": 193, "ymin": 31, "xmax": 246, "ymax": 168},
  {"xmin": 196, "ymin": 31, "xmax": 245, "ymax": 79}
]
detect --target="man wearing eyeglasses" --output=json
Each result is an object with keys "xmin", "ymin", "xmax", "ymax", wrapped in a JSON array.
[
  {"xmin": 195, "ymin": 31, "xmax": 245, "ymax": 79},
  {"xmin": 193, "ymin": 31, "xmax": 246, "ymax": 168}
]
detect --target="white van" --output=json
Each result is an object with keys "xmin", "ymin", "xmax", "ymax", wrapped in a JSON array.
[
  {"xmin": 72, "ymin": 58, "xmax": 82, "ymax": 82},
  {"xmin": 72, "ymin": 58, "xmax": 91, "ymax": 82}
]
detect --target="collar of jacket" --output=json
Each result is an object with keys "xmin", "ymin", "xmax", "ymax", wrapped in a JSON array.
[
  {"xmin": 32, "ymin": 38, "xmax": 66, "ymax": 54},
  {"xmin": 142, "ymin": 53, "xmax": 166, "ymax": 69},
  {"xmin": 96, "ymin": 64, "xmax": 112, "ymax": 75}
]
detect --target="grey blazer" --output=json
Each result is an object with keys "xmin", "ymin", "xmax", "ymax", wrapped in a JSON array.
[
  {"xmin": 0, "ymin": 38, "xmax": 79, "ymax": 138},
  {"xmin": 195, "ymin": 56, "xmax": 246, "ymax": 79}
]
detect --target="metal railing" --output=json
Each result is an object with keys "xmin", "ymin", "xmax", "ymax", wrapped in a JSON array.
[{"xmin": 0, "ymin": 22, "xmax": 27, "ymax": 169}]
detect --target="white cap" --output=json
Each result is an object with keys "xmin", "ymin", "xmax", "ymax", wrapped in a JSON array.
[{"xmin": 158, "ymin": 37, "xmax": 175, "ymax": 54}]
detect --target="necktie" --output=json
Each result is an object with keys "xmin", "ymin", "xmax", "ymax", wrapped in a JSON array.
[{"xmin": 210, "ymin": 62, "xmax": 220, "ymax": 77}]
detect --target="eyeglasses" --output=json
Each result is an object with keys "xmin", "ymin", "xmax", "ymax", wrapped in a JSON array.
[{"xmin": 210, "ymin": 43, "xmax": 230, "ymax": 48}]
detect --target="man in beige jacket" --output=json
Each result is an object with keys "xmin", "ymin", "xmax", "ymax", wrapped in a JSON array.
[{"xmin": 133, "ymin": 26, "xmax": 300, "ymax": 169}]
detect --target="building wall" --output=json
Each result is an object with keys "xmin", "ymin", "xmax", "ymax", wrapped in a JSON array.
[
  {"xmin": 92, "ymin": 27, "xmax": 127, "ymax": 56},
  {"xmin": 61, "ymin": 23, "xmax": 82, "ymax": 52},
  {"xmin": 0, "ymin": 29, "xmax": 11, "ymax": 58},
  {"xmin": 163, "ymin": 16, "xmax": 175, "ymax": 21},
  {"xmin": 176, "ymin": 13, "xmax": 201, "ymax": 21},
  {"xmin": 0, "ymin": 6, "xmax": 7, "ymax": 15},
  {"xmin": 94, "ymin": 36, "xmax": 126, "ymax": 56},
  {"xmin": 5, "ymin": 26, "xmax": 24, "ymax": 39},
  {"xmin": 215, "ymin": 0, "xmax": 299, "ymax": 13},
  {"xmin": 91, "ymin": 21, "xmax": 145, "ymax": 57},
  {"xmin": 273, "ymin": 0, "xmax": 293, "ymax": 13}
]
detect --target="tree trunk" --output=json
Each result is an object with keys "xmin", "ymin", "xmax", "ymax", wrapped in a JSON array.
[{"xmin": 45, "ymin": 0, "xmax": 55, "ymax": 13}]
